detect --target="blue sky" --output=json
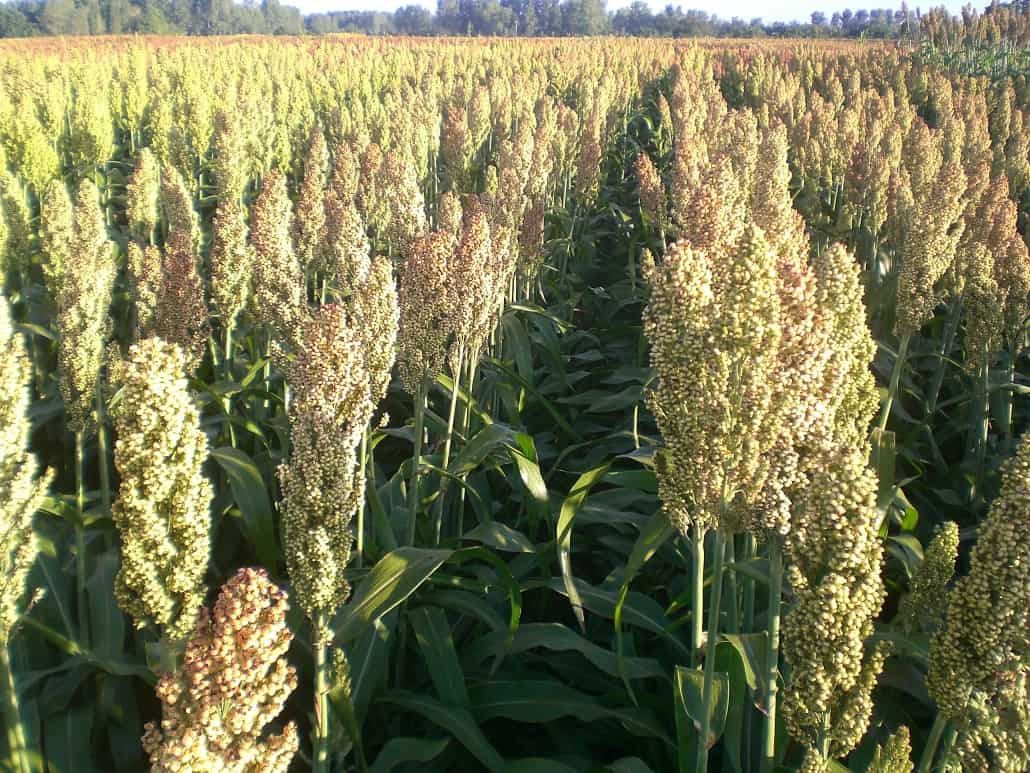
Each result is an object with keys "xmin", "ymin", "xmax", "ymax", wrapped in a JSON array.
[{"xmin": 295, "ymin": 0, "xmax": 975, "ymax": 24}]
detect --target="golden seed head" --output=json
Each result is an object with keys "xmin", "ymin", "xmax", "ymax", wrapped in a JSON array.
[{"xmin": 142, "ymin": 568, "xmax": 298, "ymax": 773}]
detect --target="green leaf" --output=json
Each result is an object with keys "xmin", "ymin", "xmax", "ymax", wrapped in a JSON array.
[
  {"xmin": 463, "ymin": 522, "xmax": 536, "ymax": 553},
  {"xmin": 383, "ymin": 691, "xmax": 505, "ymax": 773},
  {"xmin": 538, "ymin": 578, "xmax": 691, "ymax": 661},
  {"xmin": 675, "ymin": 666, "xmax": 730, "ymax": 752},
  {"xmin": 42, "ymin": 704, "xmax": 96, "ymax": 773},
  {"xmin": 509, "ymin": 434, "xmax": 548, "ymax": 502},
  {"xmin": 714, "ymin": 641, "xmax": 749, "ymax": 773},
  {"xmin": 410, "ymin": 607, "xmax": 469, "ymax": 706},
  {"xmin": 719, "ymin": 633, "xmax": 767, "ymax": 693},
  {"xmin": 557, "ymin": 462, "xmax": 612, "ymax": 630},
  {"xmin": 348, "ymin": 616, "xmax": 394, "ymax": 721},
  {"xmin": 465, "ymin": 623, "xmax": 664, "ymax": 680},
  {"xmin": 371, "ymin": 737, "xmax": 450, "ymax": 773},
  {"xmin": 450, "ymin": 424, "xmax": 515, "ymax": 476},
  {"xmin": 210, "ymin": 447, "xmax": 278, "ymax": 568},
  {"xmin": 335, "ymin": 548, "xmax": 451, "ymax": 643},
  {"xmin": 86, "ymin": 552, "xmax": 124, "ymax": 659},
  {"xmin": 608, "ymin": 759, "xmax": 656, "ymax": 773},
  {"xmin": 504, "ymin": 759, "xmax": 579, "ymax": 773},
  {"xmin": 615, "ymin": 511, "xmax": 676, "ymax": 698}
]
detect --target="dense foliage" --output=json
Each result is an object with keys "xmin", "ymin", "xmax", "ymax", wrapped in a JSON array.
[
  {"xmin": 0, "ymin": 0, "xmax": 1027, "ymax": 40},
  {"xmin": 0, "ymin": 27, "xmax": 1028, "ymax": 773}
]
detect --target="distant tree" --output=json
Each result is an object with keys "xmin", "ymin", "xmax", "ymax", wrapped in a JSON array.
[
  {"xmin": 395, "ymin": 4, "xmax": 433, "ymax": 33},
  {"xmin": 811, "ymin": 11, "xmax": 826, "ymax": 25}
]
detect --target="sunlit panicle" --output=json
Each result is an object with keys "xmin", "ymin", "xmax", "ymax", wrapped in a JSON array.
[
  {"xmin": 209, "ymin": 197, "xmax": 253, "ymax": 334},
  {"xmin": 141, "ymin": 568, "xmax": 298, "ymax": 773},
  {"xmin": 56, "ymin": 180, "xmax": 117, "ymax": 436},
  {"xmin": 279, "ymin": 305, "xmax": 370, "ymax": 638},
  {"xmin": 782, "ymin": 444, "xmax": 886, "ymax": 761},
  {"xmin": 39, "ymin": 180, "xmax": 74, "ymax": 300},
  {"xmin": 294, "ymin": 124, "xmax": 329, "ymax": 273},
  {"xmin": 397, "ymin": 230, "xmax": 454, "ymax": 394},
  {"xmin": 0, "ymin": 298, "xmax": 53, "ymax": 645},
  {"xmin": 126, "ymin": 148, "xmax": 161, "ymax": 246},
  {"xmin": 110, "ymin": 338, "xmax": 211, "ymax": 641},
  {"xmin": 635, "ymin": 152, "xmax": 666, "ymax": 229},
  {"xmin": 927, "ymin": 435, "xmax": 1030, "ymax": 772},
  {"xmin": 126, "ymin": 241, "xmax": 162, "ymax": 341},
  {"xmin": 251, "ymin": 169, "xmax": 305, "ymax": 349}
]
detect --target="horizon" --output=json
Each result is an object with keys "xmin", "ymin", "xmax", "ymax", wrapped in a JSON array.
[{"xmin": 293, "ymin": 0, "xmax": 975, "ymax": 24}]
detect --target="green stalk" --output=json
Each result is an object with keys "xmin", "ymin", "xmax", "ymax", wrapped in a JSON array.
[
  {"xmin": 742, "ymin": 533, "xmax": 756, "ymax": 632},
  {"xmin": 878, "ymin": 333, "xmax": 911, "ymax": 433},
  {"xmin": 312, "ymin": 619, "xmax": 330, "ymax": 773},
  {"xmin": 0, "ymin": 647, "xmax": 30, "ymax": 773},
  {"xmin": 696, "ymin": 531, "xmax": 726, "ymax": 773},
  {"xmin": 357, "ymin": 427, "xmax": 368, "ymax": 568},
  {"xmin": 95, "ymin": 379, "xmax": 111, "ymax": 518},
  {"xmin": 406, "ymin": 381, "xmax": 426, "ymax": 546},
  {"xmin": 433, "ymin": 347, "xmax": 464, "ymax": 545},
  {"xmin": 456, "ymin": 358, "xmax": 478, "ymax": 537},
  {"xmin": 74, "ymin": 431, "xmax": 89, "ymax": 646},
  {"xmin": 760, "ymin": 537, "xmax": 784, "ymax": 773},
  {"xmin": 725, "ymin": 537, "xmax": 739, "ymax": 634},
  {"xmin": 973, "ymin": 356, "xmax": 990, "ymax": 497},
  {"xmin": 916, "ymin": 713, "xmax": 949, "ymax": 773},
  {"xmin": 691, "ymin": 523, "xmax": 706, "ymax": 668},
  {"xmin": 926, "ymin": 296, "xmax": 962, "ymax": 417},
  {"xmin": 1001, "ymin": 355, "xmax": 1015, "ymax": 455}
]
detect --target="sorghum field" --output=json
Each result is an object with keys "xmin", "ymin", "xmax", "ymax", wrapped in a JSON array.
[{"xmin": 1, "ymin": 12, "xmax": 1030, "ymax": 773}]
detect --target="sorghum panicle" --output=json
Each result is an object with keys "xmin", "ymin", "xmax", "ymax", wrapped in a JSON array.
[
  {"xmin": 0, "ymin": 298, "xmax": 53, "ymax": 645},
  {"xmin": 141, "ymin": 568, "xmax": 298, "ymax": 773},
  {"xmin": 110, "ymin": 339, "xmax": 212, "ymax": 640},
  {"xmin": 56, "ymin": 180, "xmax": 116, "ymax": 435},
  {"xmin": 279, "ymin": 305, "xmax": 369, "ymax": 637},
  {"xmin": 927, "ymin": 435, "xmax": 1030, "ymax": 772}
]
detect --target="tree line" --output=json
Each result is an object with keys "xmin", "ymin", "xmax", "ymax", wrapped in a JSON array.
[{"xmin": 0, "ymin": 0, "xmax": 1025, "ymax": 41}]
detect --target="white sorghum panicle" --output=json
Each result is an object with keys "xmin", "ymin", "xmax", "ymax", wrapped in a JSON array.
[
  {"xmin": 141, "ymin": 568, "xmax": 298, "ymax": 773},
  {"xmin": 294, "ymin": 124, "xmax": 329, "ymax": 273},
  {"xmin": 279, "ymin": 305, "xmax": 369, "ymax": 639},
  {"xmin": 209, "ymin": 197, "xmax": 253, "ymax": 334},
  {"xmin": 868, "ymin": 726, "xmax": 914, "ymax": 773},
  {"xmin": 350, "ymin": 255, "xmax": 399, "ymax": 413},
  {"xmin": 643, "ymin": 221, "xmax": 781, "ymax": 537},
  {"xmin": 110, "ymin": 339, "xmax": 212, "ymax": 641},
  {"xmin": 397, "ymin": 229, "xmax": 454, "ymax": 394},
  {"xmin": 126, "ymin": 241, "xmax": 162, "ymax": 341},
  {"xmin": 781, "ymin": 444, "xmax": 886, "ymax": 761},
  {"xmin": 898, "ymin": 522, "xmax": 959, "ymax": 634},
  {"xmin": 39, "ymin": 180, "xmax": 73, "ymax": 300},
  {"xmin": 251, "ymin": 169, "xmax": 305, "ymax": 350},
  {"xmin": 56, "ymin": 180, "xmax": 116, "ymax": 436},
  {"xmin": 126, "ymin": 148, "xmax": 161, "ymax": 246},
  {"xmin": 0, "ymin": 298, "xmax": 53, "ymax": 645},
  {"xmin": 927, "ymin": 435, "xmax": 1030, "ymax": 772}
]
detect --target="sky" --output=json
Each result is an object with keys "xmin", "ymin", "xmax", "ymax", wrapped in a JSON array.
[{"xmin": 294, "ymin": 0, "xmax": 975, "ymax": 23}]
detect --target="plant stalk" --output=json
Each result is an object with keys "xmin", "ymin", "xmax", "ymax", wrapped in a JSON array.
[
  {"xmin": 760, "ymin": 537, "xmax": 784, "ymax": 773},
  {"xmin": 406, "ymin": 381, "xmax": 426, "ymax": 546},
  {"xmin": 878, "ymin": 333, "xmax": 911, "ymax": 433},
  {"xmin": 691, "ymin": 523, "xmax": 706, "ymax": 668},
  {"xmin": 0, "ymin": 646, "xmax": 31, "ymax": 773},
  {"xmin": 434, "ymin": 347, "xmax": 464, "ymax": 545},
  {"xmin": 696, "ymin": 531, "xmax": 726, "ymax": 773},
  {"xmin": 916, "ymin": 713, "xmax": 949, "ymax": 773},
  {"xmin": 74, "ymin": 431, "xmax": 89, "ymax": 646},
  {"xmin": 357, "ymin": 427, "xmax": 368, "ymax": 568},
  {"xmin": 313, "ymin": 620, "xmax": 330, "ymax": 773}
]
